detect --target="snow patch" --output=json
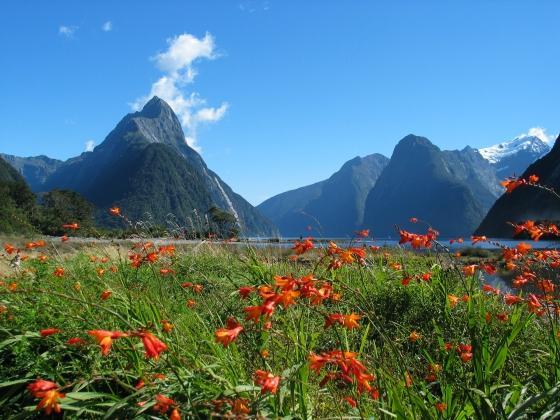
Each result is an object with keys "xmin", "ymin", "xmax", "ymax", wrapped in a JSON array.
[{"xmin": 478, "ymin": 135, "xmax": 550, "ymax": 164}]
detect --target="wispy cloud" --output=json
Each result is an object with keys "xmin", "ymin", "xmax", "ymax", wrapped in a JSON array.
[
  {"xmin": 518, "ymin": 127, "xmax": 557, "ymax": 145},
  {"xmin": 131, "ymin": 32, "xmax": 228, "ymax": 154},
  {"xmin": 84, "ymin": 140, "xmax": 95, "ymax": 152},
  {"xmin": 239, "ymin": 0, "xmax": 270, "ymax": 13},
  {"xmin": 59, "ymin": 25, "xmax": 78, "ymax": 38},
  {"xmin": 102, "ymin": 21, "xmax": 112, "ymax": 32}
]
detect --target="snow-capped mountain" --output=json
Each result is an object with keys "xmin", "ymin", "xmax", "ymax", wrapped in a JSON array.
[{"xmin": 477, "ymin": 134, "xmax": 551, "ymax": 179}]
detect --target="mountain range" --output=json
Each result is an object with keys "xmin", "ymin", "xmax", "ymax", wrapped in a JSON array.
[
  {"xmin": 259, "ymin": 132, "xmax": 554, "ymax": 238},
  {"xmin": 3, "ymin": 99, "xmax": 556, "ymax": 238},
  {"xmin": 2, "ymin": 97, "xmax": 277, "ymax": 237}
]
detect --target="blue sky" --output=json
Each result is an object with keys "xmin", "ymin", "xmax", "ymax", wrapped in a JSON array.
[{"xmin": 0, "ymin": 1, "xmax": 559, "ymax": 205}]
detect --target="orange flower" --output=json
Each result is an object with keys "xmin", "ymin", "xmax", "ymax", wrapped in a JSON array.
[
  {"xmin": 215, "ymin": 317, "xmax": 244, "ymax": 347},
  {"xmin": 145, "ymin": 252, "xmax": 159, "ymax": 263},
  {"xmin": 501, "ymin": 178, "xmax": 523, "ymax": 193},
  {"xmin": 482, "ymin": 284, "xmax": 500, "ymax": 295},
  {"xmin": 40, "ymin": 328, "xmax": 61, "ymax": 337},
  {"xmin": 137, "ymin": 331, "xmax": 168, "ymax": 359},
  {"xmin": 462, "ymin": 265, "xmax": 477, "ymax": 276},
  {"xmin": 66, "ymin": 337, "xmax": 86, "ymax": 346},
  {"xmin": 409, "ymin": 331, "xmax": 422, "ymax": 342},
  {"xmin": 447, "ymin": 294, "xmax": 459, "ymax": 308},
  {"xmin": 504, "ymin": 294, "xmax": 522, "ymax": 305},
  {"xmin": 4, "ymin": 243, "xmax": 17, "ymax": 254},
  {"xmin": 231, "ymin": 398, "xmax": 250, "ymax": 415},
  {"xmin": 159, "ymin": 268, "xmax": 175, "ymax": 276},
  {"xmin": 238, "ymin": 286, "xmax": 255, "ymax": 298},
  {"xmin": 401, "ymin": 276, "xmax": 412, "ymax": 286},
  {"xmin": 88, "ymin": 330, "xmax": 128, "ymax": 356},
  {"xmin": 153, "ymin": 394, "xmax": 177, "ymax": 414},
  {"xmin": 35, "ymin": 388, "xmax": 65, "ymax": 415},
  {"xmin": 37, "ymin": 254, "xmax": 48, "ymax": 263},
  {"xmin": 325, "ymin": 313, "xmax": 361, "ymax": 329},
  {"xmin": 471, "ymin": 235, "xmax": 487, "ymax": 245},
  {"xmin": 53, "ymin": 267, "xmax": 65, "ymax": 277},
  {"xmin": 109, "ymin": 207, "xmax": 121, "ymax": 216},
  {"xmin": 495, "ymin": 312, "xmax": 508, "ymax": 322},
  {"xmin": 61, "ymin": 235, "xmax": 69, "ymax": 242},
  {"xmin": 28, "ymin": 379, "xmax": 58, "ymax": 397},
  {"xmin": 192, "ymin": 284, "xmax": 204, "ymax": 294},
  {"xmin": 292, "ymin": 238, "xmax": 314, "ymax": 255},
  {"xmin": 460, "ymin": 351, "xmax": 473, "ymax": 363},
  {"xmin": 100, "ymin": 290, "xmax": 112, "ymax": 300},
  {"xmin": 158, "ymin": 245, "xmax": 176, "ymax": 255},
  {"xmin": 435, "ymin": 402, "xmax": 447, "ymax": 413},
  {"xmin": 254, "ymin": 370, "xmax": 280, "ymax": 394},
  {"xmin": 62, "ymin": 223, "xmax": 79, "ymax": 230},
  {"xmin": 28, "ymin": 379, "xmax": 65, "ymax": 415},
  {"xmin": 277, "ymin": 290, "xmax": 300, "ymax": 307},
  {"xmin": 343, "ymin": 396, "xmax": 357, "ymax": 407},
  {"xmin": 528, "ymin": 174, "xmax": 539, "ymax": 183},
  {"xmin": 421, "ymin": 272, "xmax": 432, "ymax": 282},
  {"xmin": 169, "ymin": 408, "xmax": 181, "ymax": 420},
  {"xmin": 161, "ymin": 320, "xmax": 174, "ymax": 333},
  {"xmin": 355, "ymin": 229, "xmax": 369, "ymax": 238},
  {"xmin": 186, "ymin": 299, "xmax": 196, "ymax": 308},
  {"xmin": 26, "ymin": 240, "xmax": 46, "ymax": 249}
]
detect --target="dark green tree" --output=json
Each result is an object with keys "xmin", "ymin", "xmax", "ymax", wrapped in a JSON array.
[
  {"xmin": 38, "ymin": 189, "xmax": 95, "ymax": 236},
  {"xmin": 208, "ymin": 206, "xmax": 239, "ymax": 238}
]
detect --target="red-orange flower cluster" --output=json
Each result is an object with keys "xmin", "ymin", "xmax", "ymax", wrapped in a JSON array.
[{"xmin": 309, "ymin": 350, "xmax": 378, "ymax": 399}]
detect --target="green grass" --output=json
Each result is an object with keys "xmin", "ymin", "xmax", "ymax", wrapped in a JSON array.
[{"xmin": 0, "ymin": 239, "xmax": 559, "ymax": 418}]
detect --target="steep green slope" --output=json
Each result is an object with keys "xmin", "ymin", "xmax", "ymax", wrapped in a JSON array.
[
  {"xmin": 0, "ymin": 157, "xmax": 37, "ymax": 234},
  {"xmin": 41, "ymin": 97, "xmax": 277, "ymax": 237}
]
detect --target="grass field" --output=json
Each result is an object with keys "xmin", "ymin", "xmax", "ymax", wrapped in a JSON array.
[{"xmin": 1, "ymin": 230, "xmax": 559, "ymax": 418}]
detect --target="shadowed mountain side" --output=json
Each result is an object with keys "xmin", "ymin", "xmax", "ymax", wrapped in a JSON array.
[{"xmin": 476, "ymin": 135, "xmax": 560, "ymax": 238}]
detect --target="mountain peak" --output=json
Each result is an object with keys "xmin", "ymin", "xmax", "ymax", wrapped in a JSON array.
[
  {"xmin": 397, "ymin": 134, "xmax": 436, "ymax": 149},
  {"xmin": 478, "ymin": 135, "xmax": 550, "ymax": 164},
  {"xmin": 138, "ymin": 96, "xmax": 175, "ymax": 119}
]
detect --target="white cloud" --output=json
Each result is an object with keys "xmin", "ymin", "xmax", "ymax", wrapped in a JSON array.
[
  {"xmin": 59, "ymin": 25, "xmax": 78, "ymax": 37},
  {"xmin": 102, "ymin": 21, "xmax": 112, "ymax": 32},
  {"xmin": 153, "ymin": 33, "xmax": 215, "ymax": 75},
  {"xmin": 518, "ymin": 127, "xmax": 556, "ymax": 145},
  {"xmin": 131, "ymin": 32, "xmax": 228, "ymax": 154},
  {"xmin": 84, "ymin": 140, "xmax": 95, "ymax": 152}
]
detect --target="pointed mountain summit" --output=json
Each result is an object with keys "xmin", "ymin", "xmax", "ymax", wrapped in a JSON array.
[
  {"xmin": 362, "ymin": 135, "xmax": 501, "ymax": 237},
  {"xmin": 258, "ymin": 153, "xmax": 389, "ymax": 236},
  {"xmin": 35, "ymin": 97, "xmax": 277, "ymax": 236},
  {"xmin": 476, "ymin": 135, "xmax": 560, "ymax": 237},
  {"xmin": 478, "ymin": 134, "xmax": 550, "ymax": 180}
]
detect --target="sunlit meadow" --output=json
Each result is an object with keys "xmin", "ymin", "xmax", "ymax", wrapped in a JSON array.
[{"xmin": 0, "ymin": 176, "xmax": 559, "ymax": 418}]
